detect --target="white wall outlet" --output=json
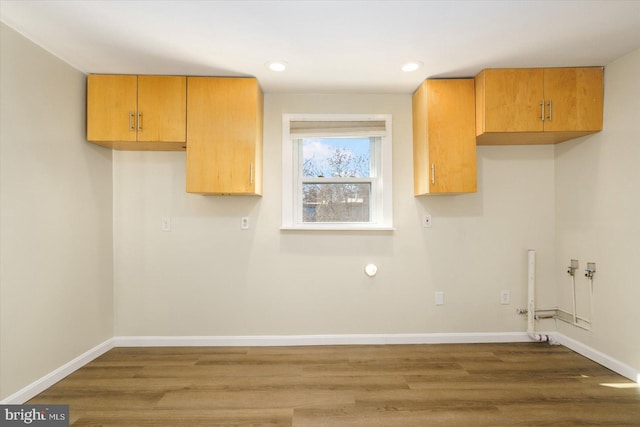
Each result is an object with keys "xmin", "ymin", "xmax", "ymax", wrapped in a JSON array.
[
  {"xmin": 241, "ymin": 216, "xmax": 249, "ymax": 230},
  {"xmin": 161, "ymin": 217, "xmax": 171, "ymax": 232},
  {"xmin": 501, "ymin": 290, "xmax": 511, "ymax": 305},
  {"xmin": 435, "ymin": 291, "xmax": 444, "ymax": 305},
  {"xmin": 423, "ymin": 214, "xmax": 432, "ymax": 228}
]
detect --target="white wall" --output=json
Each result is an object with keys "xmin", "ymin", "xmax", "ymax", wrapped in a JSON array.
[
  {"xmin": 113, "ymin": 93, "xmax": 556, "ymax": 337},
  {"xmin": 0, "ymin": 24, "xmax": 114, "ymax": 400},
  {"xmin": 554, "ymin": 49, "xmax": 640, "ymax": 374}
]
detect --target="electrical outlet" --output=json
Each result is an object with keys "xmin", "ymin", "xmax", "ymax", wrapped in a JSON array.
[
  {"xmin": 435, "ymin": 291, "xmax": 444, "ymax": 305},
  {"xmin": 501, "ymin": 290, "xmax": 510, "ymax": 305},
  {"xmin": 241, "ymin": 216, "xmax": 249, "ymax": 230},
  {"xmin": 161, "ymin": 217, "xmax": 171, "ymax": 232},
  {"xmin": 423, "ymin": 214, "xmax": 432, "ymax": 228}
]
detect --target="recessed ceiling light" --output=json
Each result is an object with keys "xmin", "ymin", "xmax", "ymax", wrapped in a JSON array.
[
  {"xmin": 402, "ymin": 61, "xmax": 423, "ymax": 72},
  {"xmin": 266, "ymin": 61, "xmax": 287, "ymax": 72}
]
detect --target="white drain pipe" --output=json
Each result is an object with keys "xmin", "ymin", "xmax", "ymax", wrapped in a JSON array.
[
  {"xmin": 571, "ymin": 272, "xmax": 578, "ymax": 325},
  {"xmin": 527, "ymin": 249, "xmax": 552, "ymax": 342}
]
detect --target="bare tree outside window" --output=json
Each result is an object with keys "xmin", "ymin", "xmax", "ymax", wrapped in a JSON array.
[{"xmin": 301, "ymin": 139, "xmax": 372, "ymax": 223}]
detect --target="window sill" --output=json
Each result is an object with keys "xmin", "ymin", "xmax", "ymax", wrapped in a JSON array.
[{"xmin": 280, "ymin": 225, "xmax": 395, "ymax": 232}]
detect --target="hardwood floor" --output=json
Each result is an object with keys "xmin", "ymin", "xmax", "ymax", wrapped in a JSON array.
[{"xmin": 28, "ymin": 343, "xmax": 640, "ymax": 426}]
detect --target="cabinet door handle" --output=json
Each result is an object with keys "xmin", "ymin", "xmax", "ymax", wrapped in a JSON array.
[
  {"xmin": 129, "ymin": 111, "xmax": 134, "ymax": 130},
  {"xmin": 431, "ymin": 163, "xmax": 435, "ymax": 185},
  {"xmin": 547, "ymin": 100, "xmax": 552, "ymax": 121},
  {"xmin": 249, "ymin": 163, "xmax": 253, "ymax": 185},
  {"xmin": 540, "ymin": 100, "xmax": 545, "ymax": 121},
  {"xmin": 137, "ymin": 112, "xmax": 142, "ymax": 131}
]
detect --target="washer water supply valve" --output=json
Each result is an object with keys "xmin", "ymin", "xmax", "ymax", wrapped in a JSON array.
[
  {"xmin": 585, "ymin": 262, "xmax": 596, "ymax": 279},
  {"xmin": 567, "ymin": 259, "xmax": 579, "ymax": 276}
]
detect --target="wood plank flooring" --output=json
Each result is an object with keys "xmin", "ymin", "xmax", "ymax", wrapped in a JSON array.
[{"xmin": 27, "ymin": 343, "xmax": 640, "ymax": 426}]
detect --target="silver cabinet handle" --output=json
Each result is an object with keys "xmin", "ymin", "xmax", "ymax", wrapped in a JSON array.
[
  {"xmin": 547, "ymin": 100, "xmax": 552, "ymax": 121},
  {"xmin": 249, "ymin": 163, "xmax": 253, "ymax": 185},
  {"xmin": 431, "ymin": 163, "xmax": 435, "ymax": 185},
  {"xmin": 540, "ymin": 100, "xmax": 545, "ymax": 121},
  {"xmin": 137, "ymin": 112, "xmax": 142, "ymax": 131},
  {"xmin": 129, "ymin": 111, "xmax": 134, "ymax": 130}
]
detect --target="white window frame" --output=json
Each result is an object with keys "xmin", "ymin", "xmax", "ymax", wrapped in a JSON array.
[{"xmin": 281, "ymin": 113, "xmax": 393, "ymax": 231}]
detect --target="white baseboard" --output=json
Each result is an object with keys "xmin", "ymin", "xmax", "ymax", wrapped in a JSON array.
[
  {"xmin": 1, "ymin": 338, "xmax": 115, "ymax": 404},
  {"xmin": 113, "ymin": 332, "xmax": 534, "ymax": 347},
  {"xmin": 554, "ymin": 332, "xmax": 639, "ymax": 383},
  {"xmin": 4, "ymin": 332, "xmax": 636, "ymax": 404}
]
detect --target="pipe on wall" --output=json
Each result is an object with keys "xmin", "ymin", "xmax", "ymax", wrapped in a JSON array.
[{"xmin": 527, "ymin": 249, "xmax": 553, "ymax": 342}]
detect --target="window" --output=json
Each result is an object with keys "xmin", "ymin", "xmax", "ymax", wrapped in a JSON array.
[{"xmin": 282, "ymin": 114, "xmax": 393, "ymax": 230}]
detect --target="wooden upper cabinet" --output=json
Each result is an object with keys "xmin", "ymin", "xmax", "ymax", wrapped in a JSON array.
[
  {"xmin": 542, "ymin": 68, "xmax": 604, "ymax": 133},
  {"xmin": 475, "ymin": 67, "xmax": 603, "ymax": 145},
  {"xmin": 413, "ymin": 79, "xmax": 476, "ymax": 195},
  {"xmin": 136, "ymin": 75, "xmax": 186, "ymax": 143},
  {"xmin": 87, "ymin": 75, "xmax": 137, "ymax": 143},
  {"xmin": 186, "ymin": 77, "xmax": 263, "ymax": 195},
  {"xmin": 87, "ymin": 74, "xmax": 186, "ymax": 150},
  {"xmin": 477, "ymin": 68, "xmax": 544, "ymax": 133}
]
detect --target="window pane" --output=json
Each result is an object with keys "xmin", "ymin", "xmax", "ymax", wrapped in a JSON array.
[
  {"xmin": 302, "ymin": 183, "xmax": 371, "ymax": 222},
  {"xmin": 302, "ymin": 138, "xmax": 370, "ymax": 178}
]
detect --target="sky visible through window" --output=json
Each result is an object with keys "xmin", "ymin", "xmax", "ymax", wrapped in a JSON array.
[{"xmin": 302, "ymin": 137, "xmax": 370, "ymax": 178}]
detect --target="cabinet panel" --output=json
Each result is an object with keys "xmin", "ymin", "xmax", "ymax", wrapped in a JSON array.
[
  {"xmin": 412, "ymin": 81, "xmax": 429, "ymax": 195},
  {"xmin": 543, "ymin": 67, "xmax": 603, "ymax": 132},
  {"xmin": 481, "ymin": 68, "xmax": 544, "ymax": 133},
  {"xmin": 413, "ymin": 79, "xmax": 476, "ymax": 195},
  {"xmin": 186, "ymin": 77, "xmax": 263, "ymax": 195},
  {"xmin": 137, "ymin": 75, "xmax": 186, "ymax": 142},
  {"xmin": 87, "ymin": 75, "xmax": 137, "ymax": 142}
]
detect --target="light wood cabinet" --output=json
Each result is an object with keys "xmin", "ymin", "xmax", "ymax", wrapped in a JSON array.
[
  {"xmin": 542, "ymin": 68, "xmax": 604, "ymax": 133},
  {"xmin": 475, "ymin": 67, "xmax": 603, "ymax": 145},
  {"xmin": 186, "ymin": 77, "xmax": 263, "ymax": 195},
  {"xmin": 412, "ymin": 79, "xmax": 476, "ymax": 195},
  {"xmin": 87, "ymin": 75, "xmax": 137, "ymax": 143},
  {"xmin": 87, "ymin": 74, "xmax": 186, "ymax": 150}
]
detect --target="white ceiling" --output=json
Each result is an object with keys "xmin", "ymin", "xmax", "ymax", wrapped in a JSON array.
[{"xmin": 1, "ymin": 0, "xmax": 639, "ymax": 93}]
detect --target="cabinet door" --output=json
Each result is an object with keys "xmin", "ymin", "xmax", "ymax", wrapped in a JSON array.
[
  {"xmin": 483, "ymin": 69, "xmax": 544, "ymax": 133},
  {"xmin": 186, "ymin": 77, "xmax": 262, "ymax": 194},
  {"xmin": 413, "ymin": 79, "xmax": 476, "ymax": 195},
  {"xmin": 87, "ymin": 75, "xmax": 137, "ymax": 142},
  {"xmin": 543, "ymin": 67, "xmax": 604, "ymax": 132},
  {"xmin": 412, "ymin": 82, "xmax": 430, "ymax": 195},
  {"xmin": 137, "ymin": 76, "xmax": 186, "ymax": 142},
  {"xmin": 428, "ymin": 79, "xmax": 477, "ymax": 194}
]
